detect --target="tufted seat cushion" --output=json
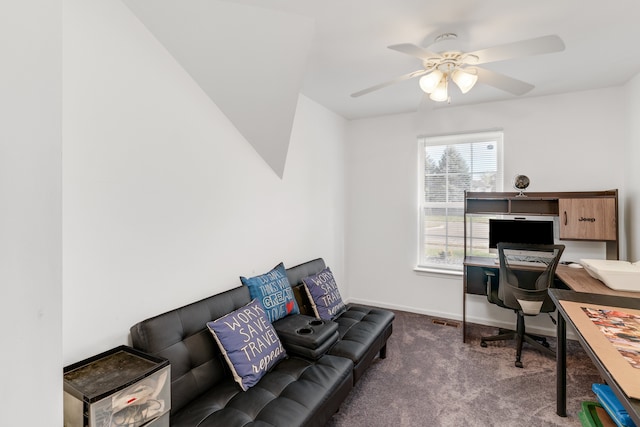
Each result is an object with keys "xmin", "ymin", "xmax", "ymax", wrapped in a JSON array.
[
  {"xmin": 285, "ymin": 259, "xmax": 395, "ymax": 384},
  {"xmin": 328, "ymin": 305, "xmax": 394, "ymax": 382},
  {"xmin": 170, "ymin": 355, "xmax": 353, "ymax": 427}
]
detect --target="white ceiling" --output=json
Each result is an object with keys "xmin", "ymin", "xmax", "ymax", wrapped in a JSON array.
[
  {"xmin": 140, "ymin": 0, "xmax": 640, "ymax": 120},
  {"xmin": 231, "ymin": 0, "xmax": 640, "ymax": 120},
  {"xmin": 122, "ymin": 0, "xmax": 640, "ymax": 171}
]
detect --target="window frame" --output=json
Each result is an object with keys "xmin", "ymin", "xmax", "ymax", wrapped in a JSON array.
[{"xmin": 416, "ymin": 130, "xmax": 504, "ymax": 273}]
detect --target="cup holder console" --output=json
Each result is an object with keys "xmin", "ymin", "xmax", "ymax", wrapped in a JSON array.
[
  {"xmin": 274, "ymin": 315, "xmax": 339, "ymax": 360},
  {"xmin": 295, "ymin": 320, "xmax": 326, "ymax": 335}
]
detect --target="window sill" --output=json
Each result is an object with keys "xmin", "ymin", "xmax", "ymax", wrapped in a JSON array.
[{"xmin": 414, "ymin": 266, "xmax": 463, "ymax": 277}]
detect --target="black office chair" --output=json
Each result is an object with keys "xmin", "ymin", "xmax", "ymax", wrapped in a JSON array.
[{"xmin": 480, "ymin": 242, "xmax": 565, "ymax": 368}]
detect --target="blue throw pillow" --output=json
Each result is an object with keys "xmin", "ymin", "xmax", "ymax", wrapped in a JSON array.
[
  {"xmin": 301, "ymin": 267, "xmax": 346, "ymax": 320},
  {"xmin": 207, "ymin": 299, "xmax": 286, "ymax": 391},
  {"xmin": 240, "ymin": 263, "xmax": 299, "ymax": 323}
]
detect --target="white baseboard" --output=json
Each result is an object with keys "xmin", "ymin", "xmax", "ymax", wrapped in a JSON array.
[
  {"xmin": 345, "ymin": 297, "xmax": 579, "ymax": 340},
  {"xmin": 345, "ymin": 297, "xmax": 461, "ymax": 321}
]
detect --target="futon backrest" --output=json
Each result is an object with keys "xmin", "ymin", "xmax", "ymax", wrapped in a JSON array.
[
  {"xmin": 285, "ymin": 258, "xmax": 326, "ymax": 316},
  {"xmin": 130, "ymin": 286, "xmax": 251, "ymax": 414}
]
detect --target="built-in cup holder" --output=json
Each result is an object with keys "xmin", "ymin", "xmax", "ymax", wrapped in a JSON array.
[
  {"xmin": 308, "ymin": 320, "xmax": 324, "ymax": 326},
  {"xmin": 296, "ymin": 328, "xmax": 313, "ymax": 335}
]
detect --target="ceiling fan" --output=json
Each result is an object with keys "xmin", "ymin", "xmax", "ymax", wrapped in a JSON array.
[{"xmin": 350, "ymin": 34, "xmax": 565, "ymax": 102}]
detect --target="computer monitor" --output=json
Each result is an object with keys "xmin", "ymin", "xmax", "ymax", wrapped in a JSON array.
[{"xmin": 489, "ymin": 219, "xmax": 555, "ymax": 251}]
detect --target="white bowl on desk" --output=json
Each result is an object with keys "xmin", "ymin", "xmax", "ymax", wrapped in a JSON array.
[{"xmin": 580, "ymin": 259, "xmax": 640, "ymax": 292}]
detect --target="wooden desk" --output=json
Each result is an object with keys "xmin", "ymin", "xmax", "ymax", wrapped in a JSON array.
[
  {"xmin": 555, "ymin": 265, "xmax": 640, "ymax": 297},
  {"xmin": 462, "ymin": 257, "xmax": 637, "ymax": 341},
  {"xmin": 549, "ymin": 289, "xmax": 640, "ymax": 423}
]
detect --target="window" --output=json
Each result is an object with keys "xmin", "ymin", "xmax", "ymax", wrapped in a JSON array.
[{"xmin": 417, "ymin": 131, "xmax": 503, "ymax": 272}]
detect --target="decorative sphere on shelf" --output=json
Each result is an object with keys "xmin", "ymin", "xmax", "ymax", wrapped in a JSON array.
[{"xmin": 514, "ymin": 175, "xmax": 530, "ymax": 196}]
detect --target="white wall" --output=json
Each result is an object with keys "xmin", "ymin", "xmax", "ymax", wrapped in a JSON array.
[
  {"xmin": 9, "ymin": 0, "xmax": 636, "ymax": 422},
  {"xmin": 0, "ymin": 1, "xmax": 62, "ymax": 425},
  {"xmin": 63, "ymin": 0, "xmax": 346, "ymax": 365},
  {"xmin": 625, "ymin": 73, "xmax": 640, "ymax": 261},
  {"xmin": 345, "ymin": 88, "xmax": 626, "ymax": 333}
]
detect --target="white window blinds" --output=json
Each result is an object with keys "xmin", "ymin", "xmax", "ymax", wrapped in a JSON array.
[{"xmin": 418, "ymin": 131, "xmax": 503, "ymax": 271}]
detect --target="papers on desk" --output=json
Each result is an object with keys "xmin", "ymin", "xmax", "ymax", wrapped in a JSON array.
[
  {"xmin": 560, "ymin": 300, "xmax": 640, "ymax": 400},
  {"xmin": 580, "ymin": 259, "xmax": 640, "ymax": 292}
]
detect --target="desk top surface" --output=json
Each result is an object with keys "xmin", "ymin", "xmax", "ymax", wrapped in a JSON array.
[
  {"xmin": 464, "ymin": 256, "xmax": 640, "ymax": 298},
  {"xmin": 554, "ymin": 266, "xmax": 640, "ymax": 297},
  {"xmin": 549, "ymin": 289, "xmax": 640, "ymax": 423},
  {"xmin": 549, "ymin": 288, "xmax": 640, "ymax": 309}
]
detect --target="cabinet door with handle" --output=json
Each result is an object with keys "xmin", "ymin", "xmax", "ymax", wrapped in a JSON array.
[{"xmin": 559, "ymin": 198, "xmax": 617, "ymax": 241}]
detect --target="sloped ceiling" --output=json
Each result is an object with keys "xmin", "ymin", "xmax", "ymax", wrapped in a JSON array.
[
  {"xmin": 122, "ymin": 0, "xmax": 315, "ymax": 178},
  {"xmin": 119, "ymin": 1, "xmax": 640, "ymax": 175}
]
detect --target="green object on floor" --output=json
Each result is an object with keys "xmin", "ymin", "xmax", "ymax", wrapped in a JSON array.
[{"xmin": 579, "ymin": 401, "xmax": 616, "ymax": 427}]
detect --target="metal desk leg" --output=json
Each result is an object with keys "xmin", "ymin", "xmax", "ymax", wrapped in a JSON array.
[
  {"xmin": 462, "ymin": 266, "xmax": 468, "ymax": 343},
  {"xmin": 557, "ymin": 312, "xmax": 567, "ymax": 417}
]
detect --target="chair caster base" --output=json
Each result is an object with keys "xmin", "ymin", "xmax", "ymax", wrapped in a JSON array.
[
  {"xmin": 515, "ymin": 360, "xmax": 523, "ymax": 368},
  {"xmin": 480, "ymin": 341, "xmax": 487, "ymax": 348}
]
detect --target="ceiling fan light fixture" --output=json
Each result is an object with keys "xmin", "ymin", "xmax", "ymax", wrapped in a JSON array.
[
  {"xmin": 429, "ymin": 76, "xmax": 449, "ymax": 102},
  {"xmin": 418, "ymin": 70, "xmax": 443, "ymax": 93},
  {"xmin": 352, "ymin": 34, "xmax": 564, "ymax": 105},
  {"xmin": 452, "ymin": 69, "xmax": 478, "ymax": 94}
]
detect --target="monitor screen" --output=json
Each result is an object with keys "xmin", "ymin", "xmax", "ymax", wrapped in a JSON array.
[{"xmin": 488, "ymin": 219, "xmax": 554, "ymax": 249}]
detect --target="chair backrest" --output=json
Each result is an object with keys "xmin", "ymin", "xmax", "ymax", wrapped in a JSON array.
[{"xmin": 497, "ymin": 243, "xmax": 565, "ymax": 315}]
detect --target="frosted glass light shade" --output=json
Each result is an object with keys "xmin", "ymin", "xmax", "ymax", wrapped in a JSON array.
[
  {"xmin": 419, "ymin": 70, "xmax": 443, "ymax": 93},
  {"xmin": 429, "ymin": 78, "xmax": 448, "ymax": 102},
  {"xmin": 451, "ymin": 69, "xmax": 478, "ymax": 94}
]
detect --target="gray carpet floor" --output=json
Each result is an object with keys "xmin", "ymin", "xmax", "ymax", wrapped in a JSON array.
[{"xmin": 327, "ymin": 309, "xmax": 603, "ymax": 426}]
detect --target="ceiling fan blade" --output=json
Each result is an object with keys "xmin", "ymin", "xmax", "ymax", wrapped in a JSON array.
[
  {"xmin": 465, "ymin": 35, "xmax": 565, "ymax": 65},
  {"xmin": 350, "ymin": 69, "xmax": 429, "ymax": 98},
  {"xmin": 387, "ymin": 43, "xmax": 442, "ymax": 61},
  {"xmin": 474, "ymin": 67, "xmax": 534, "ymax": 96}
]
